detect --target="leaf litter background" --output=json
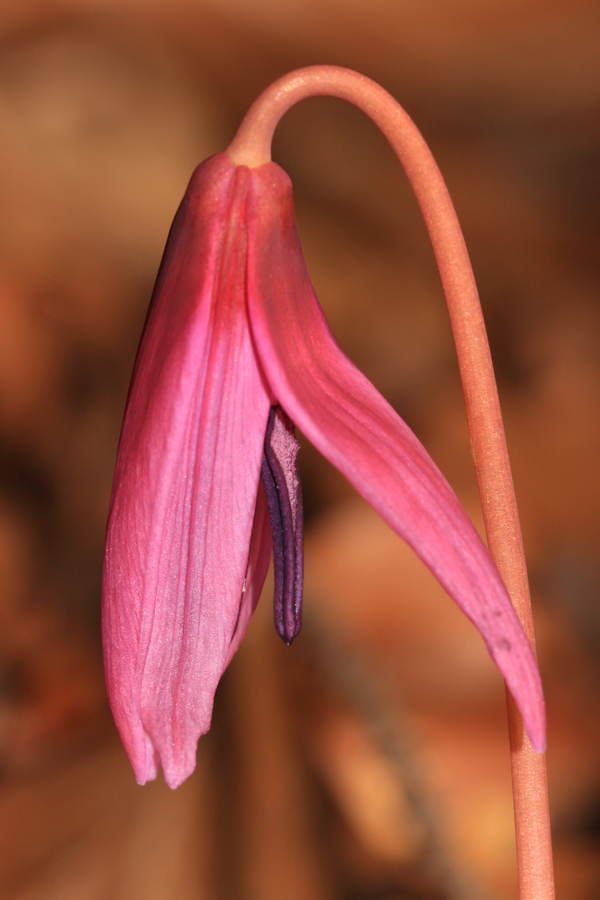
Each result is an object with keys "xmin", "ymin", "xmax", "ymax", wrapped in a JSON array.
[{"xmin": 0, "ymin": 2, "xmax": 599, "ymax": 898}]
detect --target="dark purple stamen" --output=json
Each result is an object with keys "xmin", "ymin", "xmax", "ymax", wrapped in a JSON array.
[{"xmin": 260, "ymin": 405, "xmax": 304, "ymax": 645}]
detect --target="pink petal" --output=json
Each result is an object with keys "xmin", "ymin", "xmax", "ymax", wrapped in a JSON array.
[
  {"xmin": 246, "ymin": 162, "xmax": 546, "ymax": 753},
  {"xmin": 103, "ymin": 154, "xmax": 271, "ymax": 788},
  {"xmin": 224, "ymin": 479, "xmax": 273, "ymax": 667}
]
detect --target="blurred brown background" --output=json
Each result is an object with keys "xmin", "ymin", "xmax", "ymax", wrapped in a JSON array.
[{"xmin": 0, "ymin": 1, "xmax": 599, "ymax": 898}]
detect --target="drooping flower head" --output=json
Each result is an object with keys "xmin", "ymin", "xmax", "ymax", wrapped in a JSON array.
[{"xmin": 102, "ymin": 88, "xmax": 546, "ymax": 790}]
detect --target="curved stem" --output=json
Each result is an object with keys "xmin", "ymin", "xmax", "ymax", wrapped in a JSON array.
[{"xmin": 228, "ymin": 66, "xmax": 554, "ymax": 900}]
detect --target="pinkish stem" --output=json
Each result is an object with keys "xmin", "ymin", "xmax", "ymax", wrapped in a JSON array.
[{"xmin": 227, "ymin": 66, "xmax": 554, "ymax": 899}]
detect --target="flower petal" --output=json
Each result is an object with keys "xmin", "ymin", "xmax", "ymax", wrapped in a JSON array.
[
  {"xmin": 246, "ymin": 162, "xmax": 545, "ymax": 753},
  {"xmin": 103, "ymin": 154, "xmax": 271, "ymax": 788},
  {"xmin": 224, "ymin": 479, "xmax": 273, "ymax": 667}
]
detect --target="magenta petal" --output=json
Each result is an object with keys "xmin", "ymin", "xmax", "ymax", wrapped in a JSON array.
[
  {"xmin": 246, "ymin": 163, "xmax": 545, "ymax": 753},
  {"xmin": 224, "ymin": 479, "xmax": 273, "ymax": 668},
  {"xmin": 102, "ymin": 155, "xmax": 271, "ymax": 788}
]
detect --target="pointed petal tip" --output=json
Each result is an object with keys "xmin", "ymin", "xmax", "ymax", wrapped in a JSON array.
[
  {"xmin": 523, "ymin": 713, "xmax": 546, "ymax": 755},
  {"xmin": 134, "ymin": 772, "xmax": 155, "ymax": 787},
  {"xmin": 500, "ymin": 653, "xmax": 546, "ymax": 754},
  {"xmin": 524, "ymin": 696, "xmax": 547, "ymax": 755},
  {"xmin": 122, "ymin": 723, "xmax": 200, "ymax": 789},
  {"xmin": 131, "ymin": 745, "xmax": 199, "ymax": 790},
  {"xmin": 162, "ymin": 762, "xmax": 197, "ymax": 791},
  {"xmin": 128, "ymin": 730, "xmax": 159, "ymax": 786},
  {"xmin": 519, "ymin": 697, "xmax": 546, "ymax": 755},
  {"xmin": 491, "ymin": 636, "xmax": 547, "ymax": 755}
]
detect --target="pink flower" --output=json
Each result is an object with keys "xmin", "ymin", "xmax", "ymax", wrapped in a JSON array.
[{"xmin": 102, "ymin": 152, "xmax": 545, "ymax": 789}]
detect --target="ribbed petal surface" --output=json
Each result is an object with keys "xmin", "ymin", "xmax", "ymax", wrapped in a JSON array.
[
  {"xmin": 246, "ymin": 162, "xmax": 545, "ymax": 753},
  {"xmin": 102, "ymin": 154, "xmax": 271, "ymax": 788},
  {"xmin": 224, "ymin": 480, "xmax": 273, "ymax": 667}
]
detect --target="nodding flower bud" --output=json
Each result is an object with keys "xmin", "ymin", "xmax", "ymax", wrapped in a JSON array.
[{"xmin": 102, "ymin": 148, "xmax": 545, "ymax": 790}]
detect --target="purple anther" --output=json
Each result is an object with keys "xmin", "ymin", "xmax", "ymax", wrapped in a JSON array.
[{"xmin": 260, "ymin": 405, "xmax": 304, "ymax": 644}]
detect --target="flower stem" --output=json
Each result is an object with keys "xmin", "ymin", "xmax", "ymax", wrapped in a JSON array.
[{"xmin": 228, "ymin": 65, "xmax": 555, "ymax": 899}]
